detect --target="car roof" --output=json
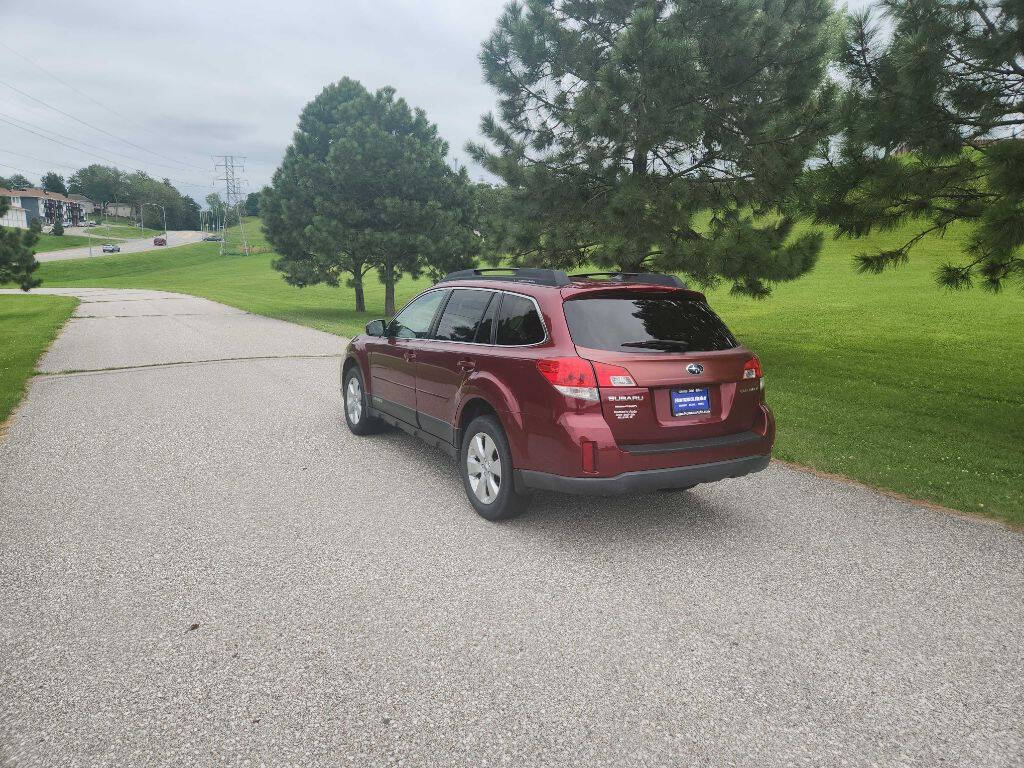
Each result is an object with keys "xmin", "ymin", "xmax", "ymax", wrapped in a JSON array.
[{"xmin": 434, "ymin": 278, "xmax": 706, "ymax": 302}]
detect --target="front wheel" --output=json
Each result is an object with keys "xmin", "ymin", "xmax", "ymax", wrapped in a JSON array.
[
  {"xmin": 343, "ymin": 366, "xmax": 382, "ymax": 435},
  {"xmin": 460, "ymin": 415, "xmax": 530, "ymax": 521}
]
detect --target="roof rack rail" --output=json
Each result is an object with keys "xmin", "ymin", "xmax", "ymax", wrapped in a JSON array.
[
  {"xmin": 568, "ymin": 271, "xmax": 688, "ymax": 289},
  {"xmin": 440, "ymin": 267, "xmax": 571, "ymax": 287}
]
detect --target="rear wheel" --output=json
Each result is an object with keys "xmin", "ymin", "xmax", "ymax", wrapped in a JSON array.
[
  {"xmin": 343, "ymin": 366, "xmax": 382, "ymax": 435},
  {"xmin": 460, "ymin": 415, "xmax": 529, "ymax": 520}
]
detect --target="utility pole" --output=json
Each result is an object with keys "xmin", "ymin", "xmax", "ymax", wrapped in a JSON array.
[{"xmin": 213, "ymin": 155, "xmax": 249, "ymax": 256}]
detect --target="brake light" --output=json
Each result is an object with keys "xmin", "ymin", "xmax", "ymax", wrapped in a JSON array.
[
  {"xmin": 536, "ymin": 357, "xmax": 598, "ymax": 401},
  {"xmin": 591, "ymin": 361, "xmax": 636, "ymax": 387},
  {"xmin": 743, "ymin": 356, "xmax": 762, "ymax": 380}
]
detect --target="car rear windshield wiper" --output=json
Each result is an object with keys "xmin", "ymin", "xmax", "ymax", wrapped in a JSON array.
[{"xmin": 620, "ymin": 340, "xmax": 691, "ymax": 351}]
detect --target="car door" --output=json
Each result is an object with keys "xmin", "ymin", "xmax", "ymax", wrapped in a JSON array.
[
  {"xmin": 366, "ymin": 289, "xmax": 447, "ymax": 425},
  {"xmin": 414, "ymin": 288, "xmax": 497, "ymax": 443}
]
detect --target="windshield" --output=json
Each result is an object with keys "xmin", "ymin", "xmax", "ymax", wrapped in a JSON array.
[{"xmin": 563, "ymin": 295, "xmax": 738, "ymax": 354}]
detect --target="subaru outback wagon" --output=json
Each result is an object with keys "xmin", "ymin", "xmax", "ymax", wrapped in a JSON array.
[{"xmin": 341, "ymin": 269, "xmax": 774, "ymax": 520}]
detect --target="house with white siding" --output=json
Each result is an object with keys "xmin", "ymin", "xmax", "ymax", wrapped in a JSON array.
[
  {"xmin": 104, "ymin": 201, "xmax": 134, "ymax": 218},
  {"xmin": 0, "ymin": 188, "xmax": 29, "ymax": 229},
  {"xmin": 68, "ymin": 194, "xmax": 96, "ymax": 215}
]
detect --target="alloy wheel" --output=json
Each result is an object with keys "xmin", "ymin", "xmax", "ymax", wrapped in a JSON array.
[
  {"xmin": 466, "ymin": 432, "xmax": 501, "ymax": 504},
  {"xmin": 346, "ymin": 376, "xmax": 362, "ymax": 424}
]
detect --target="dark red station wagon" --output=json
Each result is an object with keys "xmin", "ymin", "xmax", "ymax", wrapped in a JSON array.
[{"xmin": 341, "ymin": 269, "xmax": 775, "ymax": 520}]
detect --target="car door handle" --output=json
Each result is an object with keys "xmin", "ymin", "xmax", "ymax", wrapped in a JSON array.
[
  {"xmin": 457, "ymin": 359, "xmax": 475, "ymax": 372},
  {"xmin": 404, "ymin": 351, "xmax": 417, "ymax": 362}
]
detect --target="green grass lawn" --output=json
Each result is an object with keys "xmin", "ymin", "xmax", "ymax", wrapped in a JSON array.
[
  {"xmin": 89, "ymin": 223, "xmax": 162, "ymax": 239},
  {"xmin": 0, "ymin": 294, "xmax": 78, "ymax": 425},
  {"xmin": 33, "ymin": 233, "xmax": 96, "ymax": 252},
  {"xmin": 16, "ymin": 218, "xmax": 1024, "ymax": 524}
]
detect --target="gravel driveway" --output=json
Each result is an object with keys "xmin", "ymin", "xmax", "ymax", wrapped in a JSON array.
[{"xmin": 1, "ymin": 288, "xmax": 1021, "ymax": 767}]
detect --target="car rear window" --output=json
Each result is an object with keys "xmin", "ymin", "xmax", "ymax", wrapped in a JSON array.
[{"xmin": 562, "ymin": 295, "xmax": 738, "ymax": 353}]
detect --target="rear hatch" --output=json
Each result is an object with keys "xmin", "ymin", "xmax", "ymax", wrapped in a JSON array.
[{"xmin": 562, "ymin": 290, "xmax": 763, "ymax": 446}]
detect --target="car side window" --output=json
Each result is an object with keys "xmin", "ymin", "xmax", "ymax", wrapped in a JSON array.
[
  {"xmin": 496, "ymin": 294, "xmax": 545, "ymax": 345},
  {"xmin": 389, "ymin": 291, "xmax": 446, "ymax": 339},
  {"xmin": 434, "ymin": 290, "xmax": 493, "ymax": 343},
  {"xmin": 474, "ymin": 294, "xmax": 498, "ymax": 344}
]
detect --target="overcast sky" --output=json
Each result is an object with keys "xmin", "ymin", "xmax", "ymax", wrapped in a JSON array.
[{"xmin": 0, "ymin": 0, "xmax": 510, "ymax": 203}]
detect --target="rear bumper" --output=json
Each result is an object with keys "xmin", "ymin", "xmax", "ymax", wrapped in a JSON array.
[{"xmin": 515, "ymin": 453, "xmax": 770, "ymax": 495}]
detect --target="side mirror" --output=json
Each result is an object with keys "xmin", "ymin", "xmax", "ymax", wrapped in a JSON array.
[{"xmin": 365, "ymin": 319, "xmax": 386, "ymax": 337}]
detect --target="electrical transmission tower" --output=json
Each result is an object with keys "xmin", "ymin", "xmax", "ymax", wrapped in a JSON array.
[{"xmin": 213, "ymin": 154, "xmax": 249, "ymax": 255}]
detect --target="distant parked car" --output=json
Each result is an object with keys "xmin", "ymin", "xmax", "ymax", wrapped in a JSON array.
[
  {"xmin": 101, "ymin": 244, "xmax": 120, "ymax": 253},
  {"xmin": 153, "ymin": 236, "xmax": 167, "ymax": 246},
  {"xmin": 203, "ymin": 234, "xmax": 222, "ymax": 241}
]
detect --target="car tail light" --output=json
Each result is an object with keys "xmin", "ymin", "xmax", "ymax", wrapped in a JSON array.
[
  {"xmin": 536, "ymin": 357, "xmax": 599, "ymax": 401},
  {"xmin": 743, "ymin": 356, "xmax": 762, "ymax": 379},
  {"xmin": 591, "ymin": 361, "xmax": 636, "ymax": 387}
]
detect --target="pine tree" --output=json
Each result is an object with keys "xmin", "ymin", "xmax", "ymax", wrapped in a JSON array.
[
  {"xmin": 800, "ymin": 0, "xmax": 1024, "ymax": 291},
  {"xmin": 263, "ymin": 78, "xmax": 477, "ymax": 315},
  {"xmin": 468, "ymin": 0, "xmax": 839, "ymax": 297},
  {"xmin": 0, "ymin": 195, "xmax": 40, "ymax": 291}
]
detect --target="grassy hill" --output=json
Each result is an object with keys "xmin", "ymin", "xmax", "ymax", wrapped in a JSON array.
[
  {"xmin": 19, "ymin": 218, "xmax": 1024, "ymax": 524},
  {"xmin": 88, "ymin": 223, "xmax": 162, "ymax": 240},
  {"xmin": 32, "ymin": 233, "xmax": 96, "ymax": 252}
]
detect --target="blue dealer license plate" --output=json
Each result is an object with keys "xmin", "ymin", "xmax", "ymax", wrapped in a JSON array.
[{"xmin": 671, "ymin": 387, "xmax": 711, "ymax": 416}]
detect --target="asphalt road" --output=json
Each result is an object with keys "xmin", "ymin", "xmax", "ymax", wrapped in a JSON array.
[
  {"xmin": 1, "ymin": 288, "xmax": 1021, "ymax": 768},
  {"xmin": 35, "ymin": 230, "xmax": 206, "ymax": 262}
]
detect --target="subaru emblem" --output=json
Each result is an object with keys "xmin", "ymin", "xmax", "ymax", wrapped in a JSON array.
[{"xmin": 686, "ymin": 363, "xmax": 704, "ymax": 375}]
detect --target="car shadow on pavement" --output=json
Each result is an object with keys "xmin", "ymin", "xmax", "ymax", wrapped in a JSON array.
[
  {"xmin": 369, "ymin": 424, "xmax": 740, "ymax": 545},
  {"xmin": 508, "ymin": 487, "xmax": 739, "ymax": 546}
]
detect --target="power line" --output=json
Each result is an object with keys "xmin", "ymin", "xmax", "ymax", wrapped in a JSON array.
[
  {"xmin": 0, "ymin": 161, "xmax": 52, "ymax": 183},
  {"xmin": 0, "ymin": 40, "xmax": 156, "ymax": 139},
  {"xmin": 0, "ymin": 148, "xmax": 79, "ymax": 172},
  {"xmin": 0, "ymin": 114, "xmax": 213, "ymax": 191},
  {"xmin": 0, "ymin": 109, "xmax": 202, "ymax": 173},
  {"xmin": 0, "ymin": 77, "xmax": 204, "ymax": 171}
]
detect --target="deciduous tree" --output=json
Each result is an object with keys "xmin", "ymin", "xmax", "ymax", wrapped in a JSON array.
[
  {"xmin": 0, "ymin": 174, "xmax": 32, "ymax": 189},
  {"xmin": 41, "ymin": 172, "xmax": 68, "ymax": 196},
  {"xmin": 68, "ymin": 165, "xmax": 124, "ymax": 206},
  {"xmin": 468, "ymin": 0, "xmax": 838, "ymax": 297}
]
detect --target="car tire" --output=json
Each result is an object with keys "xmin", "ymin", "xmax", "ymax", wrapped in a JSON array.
[
  {"xmin": 342, "ymin": 365, "xmax": 382, "ymax": 435},
  {"xmin": 460, "ymin": 415, "xmax": 530, "ymax": 521}
]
